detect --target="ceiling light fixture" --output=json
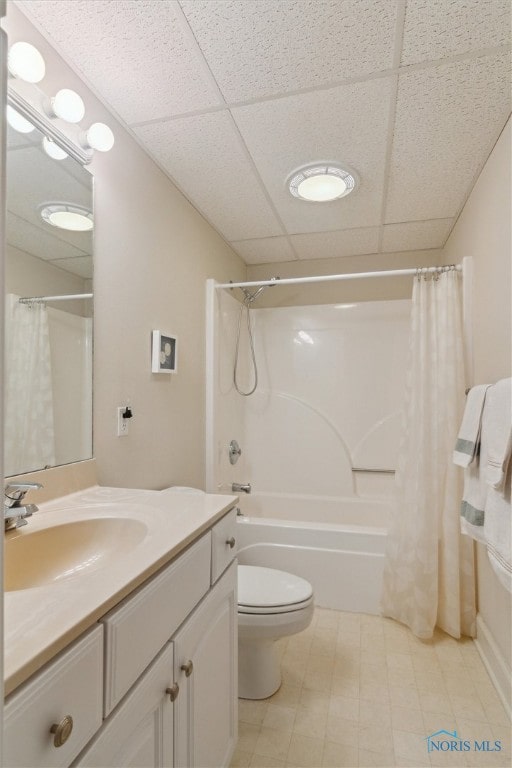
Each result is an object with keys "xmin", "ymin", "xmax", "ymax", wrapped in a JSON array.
[
  {"xmin": 46, "ymin": 88, "xmax": 85, "ymax": 124},
  {"xmin": 6, "ymin": 105, "xmax": 35, "ymax": 134},
  {"xmin": 8, "ymin": 41, "xmax": 46, "ymax": 83},
  {"xmin": 39, "ymin": 203, "xmax": 93, "ymax": 231},
  {"xmin": 288, "ymin": 163, "xmax": 357, "ymax": 202}
]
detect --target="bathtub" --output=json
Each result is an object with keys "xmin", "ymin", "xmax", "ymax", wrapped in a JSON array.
[{"xmin": 236, "ymin": 493, "xmax": 389, "ymax": 615}]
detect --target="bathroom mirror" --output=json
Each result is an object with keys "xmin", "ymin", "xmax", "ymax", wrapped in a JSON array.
[{"xmin": 4, "ymin": 115, "xmax": 93, "ymax": 477}]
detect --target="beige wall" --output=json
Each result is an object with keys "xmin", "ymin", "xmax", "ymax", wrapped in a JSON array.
[
  {"xmin": 444, "ymin": 118, "xmax": 511, "ymax": 384},
  {"xmin": 4, "ymin": 3, "xmax": 246, "ymax": 491},
  {"xmin": 247, "ymin": 248, "xmax": 446, "ymax": 306},
  {"xmin": 444, "ymin": 118, "xmax": 511, "ymax": 697}
]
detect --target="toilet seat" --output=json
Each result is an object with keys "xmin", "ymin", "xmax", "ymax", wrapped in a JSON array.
[{"xmin": 238, "ymin": 565, "xmax": 313, "ymax": 614}]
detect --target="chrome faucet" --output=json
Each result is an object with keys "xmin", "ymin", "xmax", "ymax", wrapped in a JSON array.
[
  {"xmin": 231, "ymin": 482, "xmax": 251, "ymax": 494},
  {"xmin": 4, "ymin": 483, "xmax": 42, "ymax": 531}
]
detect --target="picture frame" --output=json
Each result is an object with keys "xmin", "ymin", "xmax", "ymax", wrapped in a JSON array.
[{"xmin": 151, "ymin": 330, "xmax": 178, "ymax": 374}]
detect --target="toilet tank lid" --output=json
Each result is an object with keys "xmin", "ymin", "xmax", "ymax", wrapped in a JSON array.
[
  {"xmin": 238, "ymin": 565, "xmax": 313, "ymax": 608},
  {"xmin": 161, "ymin": 486, "xmax": 205, "ymax": 494}
]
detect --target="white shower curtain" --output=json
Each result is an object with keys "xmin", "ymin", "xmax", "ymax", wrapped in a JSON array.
[
  {"xmin": 4, "ymin": 294, "xmax": 55, "ymax": 476},
  {"xmin": 381, "ymin": 269, "xmax": 476, "ymax": 639}
]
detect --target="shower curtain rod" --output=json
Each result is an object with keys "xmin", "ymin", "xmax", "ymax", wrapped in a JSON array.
[
  {"xmin": 216, "ymin": 265, "xmax": 462, "ymax": 291},
  {"xmin": 18, "ymin": 293, "xmax": 93, "ymax": 303}
]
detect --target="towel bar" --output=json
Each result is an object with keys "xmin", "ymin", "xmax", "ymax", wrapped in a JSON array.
[{"xmin": 352, "ymin": 467, "xmax": 396, "ymax": 474}]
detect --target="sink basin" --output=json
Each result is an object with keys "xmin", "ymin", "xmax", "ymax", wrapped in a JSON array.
[{"xmin": 5, "ymin": 517, "xmax": 148, "ymax": 591}]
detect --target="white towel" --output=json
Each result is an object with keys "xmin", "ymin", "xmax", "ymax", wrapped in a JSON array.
[
  {"xmin": 485, "ymin": 378, "xmax": 512, "ymax": 490},
  {"xmin": 484, "ymin": 480, "xmax": 512, "ymax": 594},
  {"xmin": 453, "ymin": 384, "xmax": 490, "ymax": 467},
  {"xmin": 459, "ymin": 412, "xmax": 489, "ymax": 541}
]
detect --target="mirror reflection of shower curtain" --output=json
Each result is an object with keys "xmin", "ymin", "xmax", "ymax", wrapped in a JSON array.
[
  {"xmin": 381, "ymin": 269, "xmax": 476, "ymax": 640},
  {"xmin": 4, "ymin": 294, "xmax": 55, "ymax": 476}
]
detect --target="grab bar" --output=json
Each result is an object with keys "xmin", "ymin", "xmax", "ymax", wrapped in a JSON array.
[{"xmin": 352, "ymin": 467, "xmax": 396, "ymax": 474}]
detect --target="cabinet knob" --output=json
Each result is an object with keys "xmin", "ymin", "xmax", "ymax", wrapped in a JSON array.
[
  {"xmin": 166, "ymin": 682, "xmax": 180, "ymax": 702},
  {"xmin": 50, "ymin": 715, "xmax": 73, "ymax": 747},
  {"xmin": 181, "ymin": 659, "xmax": 194, "ymax": 677},
  {"xmin": 226, "ymin": 536, "xmax": 236, "ymax": 549}
]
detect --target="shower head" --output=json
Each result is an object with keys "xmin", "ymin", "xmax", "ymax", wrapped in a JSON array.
[{"xmin": 240, "ymin": 276, "xmax": 280, "ymax": 304}]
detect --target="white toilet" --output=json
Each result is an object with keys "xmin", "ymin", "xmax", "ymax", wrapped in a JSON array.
[
  {"xmin": 238, "ymin": 565, "xmax": 314, "ymax": 699},
  {"xmin": 161, "ymin": 487, "xmax": 315, "ymax": 699}
]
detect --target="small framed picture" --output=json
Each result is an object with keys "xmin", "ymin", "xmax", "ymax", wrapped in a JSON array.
[{"xmin": 151, "ymin": 330, "xmax": 178, "ymax": 374}]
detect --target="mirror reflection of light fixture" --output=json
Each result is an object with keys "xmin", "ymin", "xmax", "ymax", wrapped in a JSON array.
[
  {"xmin": 288, "ymin": 163, "xmax": 358, "ymax": 202},
  {"xmin": 46, "ymin": 88, "xmax": 85, "ymax": 123},
  {"xmin": 8, "ymin": 41, "xmax": 46, "ymax": 83},
  {"xmin": 39, "ymin": 203, "xmax": 93, "ymax": 231},
  {"xmin": 42, "ymin": 137, "xmax": 68, "ymax": 160},
  {"xmin": 7, "ymin": 42, "xmax": 114, "ymax": 164},
  {"xmin": 6, "ymin": 105, "xmax": 35, "ymax": 134},
  {"xmin": 80, "ymin": 122, "xmax": 115, "ymax": 152}
]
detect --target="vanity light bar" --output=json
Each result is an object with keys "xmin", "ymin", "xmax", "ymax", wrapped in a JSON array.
[{"xmin": 8, "ymin": 86, "xmax": 92, "ymax": 165}]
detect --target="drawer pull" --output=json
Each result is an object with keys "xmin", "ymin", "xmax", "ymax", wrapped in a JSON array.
[
  {"xmin": 166, "ymin": 683, "xmax": 179, "ymax": 702},
  {"xmin": 50, "ymin": 715, "xmax": 73, "ymax": 747},
  {"xmin": 226, "ymin": 537, "xmax": 236, "ymax": 549},
  {"xmin": 181, "ymin": 659, "xmax": 194, "ymax": 677}
]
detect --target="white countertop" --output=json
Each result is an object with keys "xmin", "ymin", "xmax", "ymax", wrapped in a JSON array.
[{"xmin": 4, "ymin": 486, "xmax": 237, "ymax": 697}]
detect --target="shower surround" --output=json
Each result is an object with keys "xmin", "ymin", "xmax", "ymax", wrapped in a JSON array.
[{"xmin": 206, "ymin": 284, "xmax": 411, "ymax": 609}]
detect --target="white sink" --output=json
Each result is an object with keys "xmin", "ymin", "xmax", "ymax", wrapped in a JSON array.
[{"xmin": 5, "ymin": 516, "xmax": 148, "ymax": 591}]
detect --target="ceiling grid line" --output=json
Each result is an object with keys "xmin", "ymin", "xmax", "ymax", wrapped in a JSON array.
[{"xmin": 378, "ymin": 0, "xmax": 407, "ymax": 254}]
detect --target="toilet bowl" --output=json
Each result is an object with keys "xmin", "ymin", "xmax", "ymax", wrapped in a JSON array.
[
  {"xmin": 238, "ymin": 565, "xmax": 314, "ymax": 699},
  {"xmin": 161, "ymin": 488, "xmax": 314, "ymax": 699}
]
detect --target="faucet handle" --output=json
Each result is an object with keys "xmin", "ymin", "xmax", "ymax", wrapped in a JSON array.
[{"xmin": 5, "ymin": 482, "xmax": 43, "ymax": 505}]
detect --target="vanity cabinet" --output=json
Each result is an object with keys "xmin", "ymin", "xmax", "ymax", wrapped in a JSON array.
[
  {"xmin": 4, "ymin": 504, "xmax": 238, "ymax": 768},
  {"xmin": 76, "ymin": 508, "xmax": 237, "ymax": 768}
]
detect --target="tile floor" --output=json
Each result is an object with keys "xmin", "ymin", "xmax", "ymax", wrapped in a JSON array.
[{"xmin": 231, "ymin": 608, "xmax": 511, "ymax": 768}]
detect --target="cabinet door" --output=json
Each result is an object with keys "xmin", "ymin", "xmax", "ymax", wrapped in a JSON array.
[
  {"xmin": 174, "ymin": 561, "xmax": 237, "ymax": 768},
  {"xmin": 74, "ymin": 643, "xmax": 175, "ymax": 768}
]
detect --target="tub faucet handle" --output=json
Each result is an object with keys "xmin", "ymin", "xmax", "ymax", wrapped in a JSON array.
[{"xmin": 232, "ymin": 482, "xmax": 251, "ymax": 494}]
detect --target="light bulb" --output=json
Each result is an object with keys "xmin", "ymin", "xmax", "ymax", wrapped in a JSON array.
[
  {"xmin": 6, "ymin": 105, "xmax": 35, "ymax": 134},
  {"xmin": 8, "ymin": 42, "xmax": 45, "ymax": 83},
  {"xmin": 50, "ymin": 89, "xmax": 85, "ymax": 123},
  {"xmin": 42, "ymin": 137, "xmax": 68, "ymax": 160},
  {"xmin": 82, "ymin": 122, "xmax": 115, "ymax": 152}
]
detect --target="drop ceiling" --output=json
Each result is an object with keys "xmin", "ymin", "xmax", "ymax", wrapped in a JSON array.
[{"xmin": 18, "ymin": 0, "xmax": 512, "ymax": 266}]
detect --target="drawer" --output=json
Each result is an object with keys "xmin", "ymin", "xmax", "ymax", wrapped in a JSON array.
[
  {"xmin": 4, "ymin": 625, "xmax": 103, "ymax": 768},
  {"xmin": 102, "ymin": 532, "xmax": 211, "ymax": 715},
  {"xmin": 211, "ymin": 507, "xmax": 238, "ymax": 584}
]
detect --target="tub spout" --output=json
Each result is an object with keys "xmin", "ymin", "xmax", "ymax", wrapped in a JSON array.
[{"xmin": 232, "ymin": 482, "xmax": 251, "ymax": 494}]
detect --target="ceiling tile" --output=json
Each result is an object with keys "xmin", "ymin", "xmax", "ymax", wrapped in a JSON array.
[
  {"xmin": 180, "ymin": 0, "xmax": 397, "ymax": 102},
  {"xmin": 134, "ymin": 111, "xmax": 284, "ymax": 241},
  {"xmin": 401, "ymin": 0, "xmax": 511, "ymax": 66},
  {"xmin": 386, "ymin": 53, "xmax": 511, "ymax": 223},
  {"xmin": 6, "ymin": 211, "xmax": 91, "ymax": 262},
  {"xmin": 49, "ymin": 255, "xmax": 93, "ymax": 279},
  {"xmin": 230, "ymin": 237, "xmax": 296, "ymax": 265},
  {"xmin": 382, "ymin": 218, "xmax": 453, "ymax": 252},
  {"xmin": 21, "ymin": 0, "xmax": 223, "ymax": 123},
  {"xmin": 291, "ymin": 227, "xmax": 380, "ymax": 260},
  {"xmin": 232, "ymin": 77, "xmax": 394, "ymax": 234}
]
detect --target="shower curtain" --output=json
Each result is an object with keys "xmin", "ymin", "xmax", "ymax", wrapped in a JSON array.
[
  {"xmin": 4, "ymin": 294, "xmax": 55, "ymax": 476},
  {"xmin": 381, "ymin": 268, "xmax": 476, "ymax": 639}
]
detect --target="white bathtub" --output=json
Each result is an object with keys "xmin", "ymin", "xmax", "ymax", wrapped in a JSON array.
[{"xmin": 236, "ymin": 493, "xmax": 389, "ymax": 615}]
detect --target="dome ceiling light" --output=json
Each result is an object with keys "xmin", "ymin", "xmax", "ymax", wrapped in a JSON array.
[
  {"xmin": 39, "ymin": 203, "xmax": 93, "ymax": 231},
  {"xmin": 288, "ymin": 163, "xmax": 358, "ymax": 202}
]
